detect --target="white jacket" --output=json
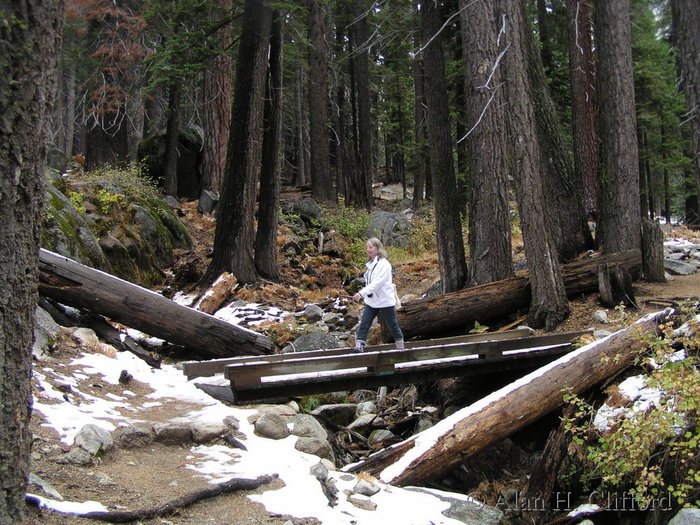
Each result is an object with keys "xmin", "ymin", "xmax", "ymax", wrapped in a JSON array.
[{"xmin": 359, "ymin": 256, "xmax": 395, "ymax": 308}]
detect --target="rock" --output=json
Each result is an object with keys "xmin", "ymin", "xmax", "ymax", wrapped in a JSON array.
[
  {"xmin": 291, "ymin": 414, "xmax": 328, "ymax": 440},
  {"xmin": 223, "ymin": 415, "xmax": 241, "ymax": 432},
  {"xmin": 310, "ymin": 461, "xmax": 329, "ymax": 481},
  {"xmin": 303, "ymin": 304, "xmax": 325, "ymax": 323},
  {"xmin": 665, "ymin": 259, "xmax": 697, "ymax": 275},
  {"xmin": 254, "ymin": 413, "xmax": 290, "ymax": 440},
  {"xmin": 368, "ymin": 429, "xmax": 395, "ymax": 444},
  {"xmin": 57, "ymin": 447, "xmax": 93, "ymax": 465},
  {"xmin": 415, "ymin": 417, "xmax": 434, "ymax": 433},
  {"xmin": 28, "ymin": 473, "xmax": 63, "ymax": 500},
  {"xmin": 347, "ymin": 494, "xmax": 378, "ymax": 511},
  {"xmin": 347, "ymin": 413, "xmax": 385, "ymax": 432},
  {"xmin": 354, "ymin": 479, "xmax": 381, "ymax": 497},
  {"xmin": 292, "ymin": 197, "xmax": 322, "ymax": 222},
  {"xmin": 282, "ymin": 332, "xmax": 341, "ymax": 353},
  {"xmin": 356, "ymin": 401, "xmax": 376, "ymax": 416},
  {"xmin": 72, "ymin": 327, "xmax": 100, "ymax": 347},
  {"xmin": 407, "ymin": 487, "xmax": 503, "ymax": 525},
  {"xmin": 350, "ymin": 390, "xmax": 377, "ymax": 402},
  {"xmin": 153, "ymin": 423, "xmax": 192, "ymax": 445},
  {"xmin": 366, "ymin": 210, "xmax": 412, "ymax": 248},
  {"xmin": 248, "ymin": 405, "xmax": 297, "ymax": 422},
  {"xmin": 191, "ymin": 421, "xmax": 227, "ymax": 443},
  {"xmin": 594, "ymin": 329, "xmax": 613, "ymax": 339},
  {"xmin": 198, "ymin": 188, "xmax": 219, "ymax": 215},
  {"xmin": 114, "ymin": 426, "xmax": 154, "ymax": 449},
  {"xmin": 294, "ymin": 437, "xmax": 334, "ymax": 461},
  {"xmin": 74, "ymin": 424, "xmax": 113, "ymax": 455},
  {"xmin": 33, "ymin": 306, "xmax": 60, "ymax": 359},
  {"xmin": 668, "ymin": 508, "xmax": 700, "ymax": 525},
  {"xmin": 593, "ymin": 310, "xmax": 609, "ymax": 324},
  {"xmin": 311, "ymin": 404, "xmax": 358, "ymax": 427}
]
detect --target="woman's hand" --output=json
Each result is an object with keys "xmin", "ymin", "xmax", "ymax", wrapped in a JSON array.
[{"xmin": 353, "ymin": 293, "xmax": 362, "ymax": 302}]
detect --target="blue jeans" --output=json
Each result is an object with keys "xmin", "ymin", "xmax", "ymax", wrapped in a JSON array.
[{"xmin": 356, "ymin": 305, "xmax": 403, "ymax": 345}]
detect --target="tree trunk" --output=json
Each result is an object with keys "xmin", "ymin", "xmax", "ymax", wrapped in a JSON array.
[
  {"xmin": 567, "ymin": 0, "xmax": 597, "ymax": 219},
  {"xmin": 163, "ymin": 80, "xmax": 182, "ymax": 197},
  {"xmin": 595, "ymin": 0, "xmax": 642, "ymax": 253},
  {"xmin": 394, "ymin": 249, "xmax": 641, "ymax": 340},
  {"xmin": 352, "ymin": 0, "xmax": 373, "ymax": 210},
  {"xmin": 525, "ymin": 3, "xmax": 593, "ymax": 261},
  {"xmin": 85, "ymin": 106, "xmax": 130, "ymax": 171},
  {"xmin": 347, "ymin": 311, "xmax": 665, "ymax": 486},
  {"xmin": 294, "ymin": 65, "xmax": 307, "ymax": 187},
  {"xmin": 201, "ymin": 0, "xmax": 233, "ymax": 196},
  {"xmin": 641, "ymin": 218, "xmax": 666, "ymax": 282},
  {"xmin": 421, "ymin": 1, "xmax": 468, "ymax": 293},
  {"xmin": 255, "ymin": 12, "xmax": 283, "ymax": 281},
  {"xmin": 205, "ymin": 0, "xmax": 272, "ymax": 285},
  {"xmin": 671, "ymin": 0, "xmax": 700, "ymax": 227},
  {"xmin": 412, "ymin": 2, "xmax": 428, "ymax": 208},
  {"xmin": 500, "ymin": 0, "xmax": 569, "ymax": 330},
  {"xmin": 0, "ymin": 2, "xmax": 62, "ymax": 522},
  {"xmin": 308, "ymin": 0, "xmax": 335, "ymax": 202},
  {"xmin": 459, "ymin": 0, "xmax": 513, "ymax": 286},
  {"xmin": 38, "ymin": 249, "xmax": 274, "ymax": 357}
]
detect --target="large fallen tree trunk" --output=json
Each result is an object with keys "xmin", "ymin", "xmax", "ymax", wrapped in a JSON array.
[
  {"xmin": 396, "ymin": 249, "xmax": 641, "ymax": 339},
  {"xmin": 346, "ymin": 309, "xmax": 666, "ymax": 486},
  {"xmin": 38, "ymin": 249, "xmax": 274, "ymax": 357}
]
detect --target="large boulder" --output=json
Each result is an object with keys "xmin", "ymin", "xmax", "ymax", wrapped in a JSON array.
[
  {"xmin": 41, "ymin": 173, "xmax": 191, "ymax": 286},
  {"xmin": 365, "ymin": 210, "xmax": 412, "ymax": 248}
]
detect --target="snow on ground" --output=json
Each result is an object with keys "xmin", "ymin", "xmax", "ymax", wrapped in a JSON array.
[{"xmin": 31, "ymin": 348, "xmax": 481, "ymax": 524}]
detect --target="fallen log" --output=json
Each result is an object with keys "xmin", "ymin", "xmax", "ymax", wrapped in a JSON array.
[
  {"xmin": 346, "ymin": 309, "xmax": 666, "ymax": 486},
  {"xmin": 37, "ymin": 249, "xmax": 274, "ymax": 357},
  {"xmin": 49, "ymin": 474, "xmax": 275, "ymax": 523},
  {"xmin": 395, "ymin": 249, "xmax": 641, "ymax": 339}
]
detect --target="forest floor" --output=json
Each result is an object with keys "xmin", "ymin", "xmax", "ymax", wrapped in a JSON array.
[{"xmin": 24, "ymin": 188, "xmax": 700, "ymax": 525}]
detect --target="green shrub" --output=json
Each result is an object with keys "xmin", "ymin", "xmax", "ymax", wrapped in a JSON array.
[{"xmin": 561, "ymin": 306, "xmax": 700, "ymax": 509}]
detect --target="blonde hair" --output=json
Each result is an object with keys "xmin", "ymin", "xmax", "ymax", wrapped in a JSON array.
[{"xmin": 367, "ymin": 237, "xmax": 388, "ymax": 259}]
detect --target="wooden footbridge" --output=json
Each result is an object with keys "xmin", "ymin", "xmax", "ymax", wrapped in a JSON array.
[{"xmin": 182, "ymin": 328, "xmax": 591, "ymax": 402}]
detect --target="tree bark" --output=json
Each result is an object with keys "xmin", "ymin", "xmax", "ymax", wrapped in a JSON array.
[
  {"xmin": 38, "ymin": 250, "xmax": 274, "ymax": 357},
  {"xmin": 671, "ymin": 0, "xmax": 700, "ymax": 227},
  {"xmin": 525, "ymin": 3, "xmax": 593, "ymax": 261},
  {"xmin": 412, "ymin": 1, "xmax": 428, "ymax": 207},
  {"xmin": 567, "ymin": 0, "xmax": 597, "ymax": 219},
  {"xmin": 347, "ymin": 310, "xmax": 665, "ymax": 486},
  {"xmin": 205, "ymin": 0, "xmax": 272, "ymax": 284},
  {"xmin": 308, "ymin": 0, "xmax": 335, "ymax": 202},
  {"xmin": 500, "ymin": 0, "xmax": 569, "ymax": 330},
  {"xmin": 595, "ymin": 0, "xmax": 642, "ymax": 253},
  {"xmin": 421, "ymin": 0, "xmax": 468, "ymax": 293},
  {"xmin": 394, "ymin": 250, "xmax": 641, "ymax": 340},
  {"xmin": 255, "ymin": 11, "xmax": 283, "ymax": 281},
  {"xmin": 163, "ymin": 80, "xmax": 182, "ymax": 197},
  {"xmin": 0, "ymin": 2, "xmax": 63, "ymax": 522},
  {"xmin": 459, "ymin": 0, "xmax": 514, "ymax": 286},
  {"xmin": 351, "ymin": 0, "xmax": 373, "ymax": 209},
  {"xmin": 85, "ymin": 106, "xmax": 130, "ymax": 171},
  {"xmin": 201, "ymin": 0, "xmax": 233, "ymax": 196},
  {"xmin": 641, "ymin": 218, "xmax": 666, "ymax": 282}
]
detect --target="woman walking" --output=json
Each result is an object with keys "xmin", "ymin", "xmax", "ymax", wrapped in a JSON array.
[{"xmin": 352, "ymin": 237, "xmax": 404, "ymax": 352}]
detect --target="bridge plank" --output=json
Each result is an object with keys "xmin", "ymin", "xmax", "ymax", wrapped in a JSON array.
[
  {"xmin": 181, "ymin": 328, "xmax": 534, "ymax": 379},
  {"xmin": 225, "ymin": 330, "xmax": 590, "ymax": 387},
  {"xmin": 230, "ymin": 343, "xmax": 574, "ymax": 401}
]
